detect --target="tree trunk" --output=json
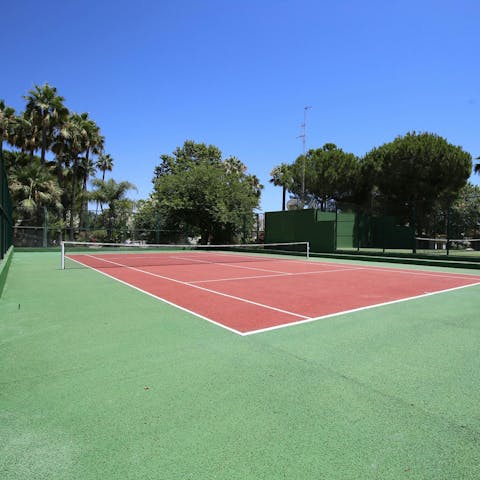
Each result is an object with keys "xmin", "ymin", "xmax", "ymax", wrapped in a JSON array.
[
  {"xmin": 69, "ymin": 158, "xmax": 78, "ymax": 241},
  {"xmin": 80, "ymin": 149, "xmax": 90, "ymax": 230},
  {"xmin": 41, "ymin": 127, "xmax": 47, "ymax": 164},
  {"xmin": 200, "ymin": 230, "xmax": 210, "ymax": 245}
]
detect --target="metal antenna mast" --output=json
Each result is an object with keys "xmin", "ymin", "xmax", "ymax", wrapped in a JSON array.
[{"xmin": 297, "ymin": 106, "xmax": 312, "ymax": 205}]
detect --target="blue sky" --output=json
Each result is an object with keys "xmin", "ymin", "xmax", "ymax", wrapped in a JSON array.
[{"xmin": 2, "ymin": 0, "xmax": 479, "ymax": 212}]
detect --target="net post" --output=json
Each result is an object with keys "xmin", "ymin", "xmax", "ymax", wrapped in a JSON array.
[
  {"xmin": 61, "ymin": 241, "xmax": 65, "ymax": 270},
  {"xmin": 306, "ymin": 242, "xmax": 310, "ymax": 259}
]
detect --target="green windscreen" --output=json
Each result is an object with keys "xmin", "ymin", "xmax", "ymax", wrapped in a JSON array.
[
  {"xmin": 0, "ymin": 151, "xmax": 13, "ymax": 260},
  {"xmin": 0, "ymin": 151, "xmax": 13, "ymax": 297},
  {"xmin": 265, "ymin": 209, "xmax": 335, "ymax": 252}
]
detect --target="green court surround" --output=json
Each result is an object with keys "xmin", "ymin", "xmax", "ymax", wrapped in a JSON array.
[{"xmin": 1, "ymin": 252, "xmax": 479, "ymax": 479}]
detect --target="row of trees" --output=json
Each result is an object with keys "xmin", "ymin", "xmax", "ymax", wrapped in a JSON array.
[
  {"xmin": 2, "ymin": 85, "xmax": 261, "ymax": 245},
  {"xmin": 135, "ymin": 141, "xmax": 262, "ymax": 244},
  {"xmin": 270, "ymin": 132, "xmax": 479, "ymax": 237},
  {"xmin": 2, "ymin": 83, "xmax": 478, "ymax": 245},
  {"xmin": 1, "ymin": 84, "xmax": 136, "ymax": 241}
]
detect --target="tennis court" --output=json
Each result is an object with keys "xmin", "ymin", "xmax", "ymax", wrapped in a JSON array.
[
  {"xmin": 64, "ymin": 244, "xmax": 480, "ymax": 335},
  {"xmin": 1, "ymin": 249, "xmax": 480, "ymax": 479}
]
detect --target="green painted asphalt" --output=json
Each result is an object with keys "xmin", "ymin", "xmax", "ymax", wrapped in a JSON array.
[{"xmin": 1, "ymin": 252, "xmax": 479, "ymax": 479}]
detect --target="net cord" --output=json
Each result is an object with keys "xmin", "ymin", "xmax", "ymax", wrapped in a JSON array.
[
  {"xmin": 415, "ymin": 237, "xmax": 480, "ymax": 242},
  {"xmin": 61, "ymin": 240, "xmax": 310, "ymax": 270}
]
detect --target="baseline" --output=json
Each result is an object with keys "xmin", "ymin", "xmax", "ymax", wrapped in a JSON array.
[{"xmin": 244, "ymin": 281, "xmax": 480, "ymax": 335}]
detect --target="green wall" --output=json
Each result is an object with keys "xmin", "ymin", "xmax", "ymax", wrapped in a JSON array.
[
  {"xmin": 265, "ymin": 209, "xmax": 414, "ymax": 253},
  {"xmin": 265, "ymin": 209, "xmax": 335, "ymax": 253}
]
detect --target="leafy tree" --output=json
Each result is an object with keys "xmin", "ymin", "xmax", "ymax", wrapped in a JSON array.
[
  {"xmin": 449, "ymin": 183, "xmax": 480, "ymax": 239},
  {"xmin": 132, "ymin": 198, "xmax": 159, "ymax": 242},
  {"xmin": 289, "ymin": 143, "xmax": 361, "ymax": 210},
  {"xmin": 153, "ymin": 140, "xmax": 262, "ymax": 244},
  {"xmin": 363, "ymin": 132, "xmax": 472, "ymax": 232},
  {"xmin": 269, "ymin": 163, "xmax": 293, "ymax": 211},
  {"xmin": 132, "ymin": 197, "xmax": 188, "ymax": 243}
]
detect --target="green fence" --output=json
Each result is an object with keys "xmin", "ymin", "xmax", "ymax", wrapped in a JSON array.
[
  {"xmin": 12, "ymin": 210, "xmax": 265, "ymax": 248},
  {"xmin": 266, "ymin": 207, "xmax": 415, "ymax": 254},
  {"xmin": 0, "ymin": 151, "xmax": 13, "ymax": 259},
  {"xmin": 265, "ymin": 205, "xmax": 480, "ymax": 259},
  {"xmin": 12, "ymin": 226, "xmax": 191, "ymax": 247},
  {"xmin": 265, "ymin": 209, "xmax": 335, "ymax": 252}
]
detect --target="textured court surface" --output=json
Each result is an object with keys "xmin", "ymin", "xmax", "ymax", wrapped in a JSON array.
[
  {"xmin": 67, "ymin": 251, "xmax": 480, "ymax": 334},
  {"xmin": 1, "ymin": 252, "xmax": 480, "ymax": 479}
]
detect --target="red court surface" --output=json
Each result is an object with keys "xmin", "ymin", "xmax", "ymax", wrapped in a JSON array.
[{"xmin": 67, "ymin": 252, "xmax": 480, "ymax": 335}]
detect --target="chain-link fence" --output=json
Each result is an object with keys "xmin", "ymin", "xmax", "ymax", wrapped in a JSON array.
[
  {"xmin": 12, "ymin": 225, "xmax": 190, "ymax": 247},
  {"xmin": 13, "ymin": 211, "xmax": 266, "ymax": 248}
]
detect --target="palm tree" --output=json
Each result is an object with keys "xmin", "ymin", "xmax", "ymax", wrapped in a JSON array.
[
  {"xmin": 78, "ymin": 156, "xmax": 97, "ymax": 229},
  {"xmin": 9, "ymin": 160, "xmax": 63, "ymax": 223},
  {"xmin": 77, "ymin": 114, "xmax": 104, "ymax": 229},
  {"xmin": 246, "ymin": 174, "xmax": 263, "ymax": 199},
  {"xmin": 96, "ymin": 153, "xmax": 114, "ymax": 180},
  {"xmin": 94, "ymin": 153, "xmax": 114, "ymax": 215},
  {"xmin": 0, "ymin": 100, "xmax": 17, "ymax": 157},
  {"xmin": 269, "ymin": 163, "xmax": 293, "ymax": 211},
  {"xmin": 52, "ymin": 113, "xmax": 88, "ymax": 239},
  {"xmin": 89, "ymin": 178, "xmax": 136, "ymax": 240},
  {"xmin": 224, "ymin": 156, "xmax": 247, "ymax": 175},
  {"xmin": 8, "ymin": 114, "xmax": 38, "ymax": 159},
  {"xmin": 24, "ymin": 83, "xmax": 69, "ymax": 164}
]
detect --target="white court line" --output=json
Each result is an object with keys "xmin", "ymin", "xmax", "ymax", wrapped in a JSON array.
[
  {"xmin": 65, "ymin": 254, "xmax": 480, "ymax": 337},
  {"xmin": 85, "ymin": 254, "xmax": 309, "ymax": 320},
  {"xmin": 98, "ymin": 252, "xmax": 310, "ymax": 275},
  {"xmin": 169, "ymin": 255, "xmax": 291, "ymax": 274},
  {"xmin": 101, "ymin": 253, "xmax": 480, "ymax": 281},
  {"xmin": 350, "ymin": 265, "xmax": 480, "ymax": 281},
  {"xmin": 243, "ymin": 281, "xmax": 480, "ymax": 336},
  {"xmin": 80, "ymin": 249, "xmax": 480, "ymax": 279},
  {"xmin": 189, "ymin": 267, "xmax": 365, "ymax": 284},
  {"xmin": 65, "ymin": 256, "xmax": 244, "ymax": 335}
]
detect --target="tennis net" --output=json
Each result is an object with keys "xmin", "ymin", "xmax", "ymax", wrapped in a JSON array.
[
  {"xmin": 61, "ymin": 241, "xmax": 310, "ymax": 269},
  {"xmin": 415, "ymin": 237, "xmax": 480, "ymax": 255}
]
